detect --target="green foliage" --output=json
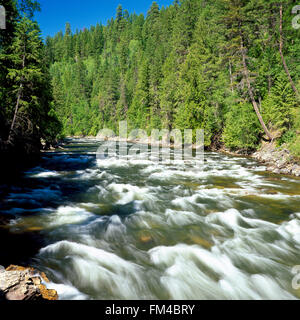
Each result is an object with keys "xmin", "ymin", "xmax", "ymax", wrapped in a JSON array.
[
  {"xmin": 0, "ymin": 1, "xmax": 62, "ymax": 154},
  {"xmin": 44, "ymin": 0, "xmax": 299, "ymax": 153},
  {"xmin": 279, "ymin": 129, "xmax": 296, "ymax": 145},
  {"xmin": 289, "ymin": 136, "xmax": 300, "ymax": 158},
  {"xmin": 223, "ymin": 104, "xmax": 263, "ymax": 150},
  {"xmin": 286, "ymin": 108, "xmax": 300, "ymax": 158},
  {"xmin": 42, "ymin": 108, "xmax": 63, "ymax": 142},
  {"xmin": 262, "ymin": 73, "xmax": 296, "ymax": 134}
]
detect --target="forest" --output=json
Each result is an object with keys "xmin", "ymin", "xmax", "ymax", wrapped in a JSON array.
[
  {"xmin": 0, "ymin": 0, "xmax": 61, "ymax": 160},
  {"xmin": 1, "ymin": 0, "xmax": 300, "ymax": 159}
]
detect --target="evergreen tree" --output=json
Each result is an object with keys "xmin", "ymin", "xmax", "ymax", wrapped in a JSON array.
[{"xmin": 1, "ymin": 15, "xmax": 61, "ymax": 152}]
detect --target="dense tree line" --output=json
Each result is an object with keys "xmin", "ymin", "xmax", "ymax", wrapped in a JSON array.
[
  {"xmin": 46, "ymin": 0, "xmax": 300, "ymax": 155},
  {"xmin": 1, "ymin": 0, "xmax": 299, "ymax": 159},
  {"xmin": 0, "ymin": 0, "xmax": 61, "ymax": 159}
]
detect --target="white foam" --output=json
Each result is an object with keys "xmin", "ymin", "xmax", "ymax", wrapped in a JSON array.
[
  {"xmin": 97, "ymin": 157, "xmax": 129, "ymax": 168},
  {"xmin": 106, "ymin": 183, "xmax": 155, "ymax": 205},
  {"xmin": 164, "ymin": 209, "xmax": 204, "ymax": 226},
  {"xmin": 104, "ymin": 215, "xmax": 127, "ymax": 241},
  {"xmin": 39, "ymin": 241, "xmax": 149, "ymax": 299},
  {"xmin": 277, "ymin": 219, "xmax": 300, "ymax": 244},
  {"xmin": 48, "ymin": 282, "xmax": 89, "ymax": 300},
  {"xmin": 74, "ymin": 169, "xmax": 115, "ymax": 181},
  {"xmin": 206, "ymin": 208, "xmax": 277, "ymax": 231},
  {"xmin": 149, "ymin": 244, "xmax": 295, "ymax": 300},
  {"xmin": 29, "ymin": 170, "xmax": 61, "ymax": 178},
  {"xmin": 44, "ymin": 206, "xmax": 93, "ymax": 228},
  {"xmin": 172, "ymin": 189, "xmax": 235, "ymax": 210}
]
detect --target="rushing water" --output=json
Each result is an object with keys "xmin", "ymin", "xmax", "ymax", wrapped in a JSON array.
[{"xmin": 0, "ymin": 138, "xmax": 300, "ymax": 300}]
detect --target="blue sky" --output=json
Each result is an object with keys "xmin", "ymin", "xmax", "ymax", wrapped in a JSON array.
[{"xmin": 35, "ymin": 0, "xmax": 174, "ymax": 39}]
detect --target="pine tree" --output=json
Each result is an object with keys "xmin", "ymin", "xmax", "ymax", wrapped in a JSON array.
[
  {"xmin": 1, "ymin": 15, "xmax": 61, "ymax": 149},
  {"xmin": 262, "ymin": 72, "xmax": 296, "ymax": 135},
  {"xmin": 116, "ymin": 4, "xmax": 123, "ymax": 23},
  {"xmin": 221, "ymin": 0, "xmax": 273, "ymax": 140},
  {"xmin": 63, "ymin": 22, "xmax": 73, "ymax": 60}
]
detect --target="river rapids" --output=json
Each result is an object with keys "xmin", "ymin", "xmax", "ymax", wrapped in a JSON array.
[{"xmin": 0, "ymin": 138, "xmax": 300, "ymax": 300}]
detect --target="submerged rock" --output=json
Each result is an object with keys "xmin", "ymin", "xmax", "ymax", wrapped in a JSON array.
[
  {"xmin": 0, "ymin": 265, "xmax": 58, "ymax": 301},
  {"xmin": 140, "ymin": 235, "xmax": 152, "ymax": 243}
]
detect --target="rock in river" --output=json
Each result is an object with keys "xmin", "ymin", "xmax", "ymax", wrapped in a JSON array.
[{"xmin": 0, "ymin": 265, "xmax": 58, "ymax": 301}]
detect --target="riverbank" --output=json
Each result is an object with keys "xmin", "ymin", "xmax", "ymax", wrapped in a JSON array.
[
  {"xmin": 251, "ymin": 141, "xmax": 300, "ymax": 177},
  {"xmin": 217, "ymin": 143, "xmax": 300, "ymax": 177}
]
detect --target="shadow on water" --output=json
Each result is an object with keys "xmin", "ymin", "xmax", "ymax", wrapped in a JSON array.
[
  {"xmin": 0, "ymin": 225, "xmax": 47, "ymax": 267},
  {"xmin": 0, "ymin": 148, "xmax": 101, "ymax": 266},
  {"xmin": 0, "ymin": 141, "xmax": 142, "ymax": 267}
]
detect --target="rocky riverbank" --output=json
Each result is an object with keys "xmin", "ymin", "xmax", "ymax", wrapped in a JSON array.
[
  {"xmin": 0, "ymin": 265, "xmax": 58, "ymax": 301},
  {"xmin": 251, "ymin": 142, "xmax": 300, "ymax": 177}
]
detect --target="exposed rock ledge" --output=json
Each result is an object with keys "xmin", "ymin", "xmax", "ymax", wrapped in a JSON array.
[
  {"xmin": 0, "ymin": 265, "xmax": 58, "ymax": 301},
  {"xmin": 252, "ymin": 142, "xmax": 300, "ymax": 177}
]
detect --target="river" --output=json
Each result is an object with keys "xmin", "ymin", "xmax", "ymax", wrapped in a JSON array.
[{"xmin": 0, "ymin": 138, "xmax": 300, "ymax": 300}]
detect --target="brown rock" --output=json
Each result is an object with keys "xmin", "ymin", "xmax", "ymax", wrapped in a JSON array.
[
  {"xmin": 0, "ymin": 265, "xmax": 58, "ymax": 301},
  {"xmin": 40, "ymin": 272, "xmax": 50, "ymax": 283},
  {"xmin": 38, "ymin": 284, "xmax": 58, "ymax": 300}
]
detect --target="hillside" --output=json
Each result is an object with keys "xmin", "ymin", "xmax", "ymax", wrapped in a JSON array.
[{"xmin": 46, "ymin": 0, "xmax": 300, "ymax": 158}]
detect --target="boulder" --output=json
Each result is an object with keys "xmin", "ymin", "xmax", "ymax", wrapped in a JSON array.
[{"xmin": 0, "ymin": 265, "xmax": 58, "ymax": 301}]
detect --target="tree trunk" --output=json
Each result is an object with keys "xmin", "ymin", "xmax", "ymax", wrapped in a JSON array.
[
  {"xmin": 229, "ymin": 62, "xmax": 234, "ymax": 93},
  {"xmin": 279, "ymin": 4, "xmax": 299, "ymax": 97},
  {"xmin": 8, "ymin": 83, "xmax": 23, "ymax": 142},
  {"xmin": 8, "ymin": 52, "xmax": 26, "ymax": 142},
  {"xmin": 240, "ymin": 38, "xmax": 273, "ymax": 141}
]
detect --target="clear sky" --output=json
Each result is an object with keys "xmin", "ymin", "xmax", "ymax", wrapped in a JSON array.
[{"xmin": 35, "ymin": 0, "xmax": 174, "ymax": 39}]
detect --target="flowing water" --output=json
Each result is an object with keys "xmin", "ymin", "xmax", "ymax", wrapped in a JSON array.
[{"xmin": 0, "ymin": 138, "xmax": 300, "ymax": 300}]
